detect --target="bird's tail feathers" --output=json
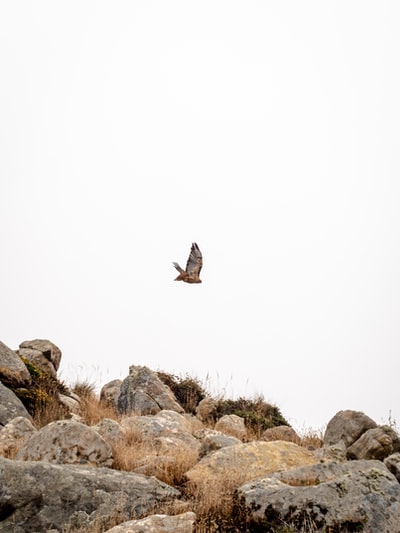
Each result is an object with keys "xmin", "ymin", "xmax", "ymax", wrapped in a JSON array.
[{"xmin": 173, "ymin": 262, "xmax": 184, "ymax": 273}]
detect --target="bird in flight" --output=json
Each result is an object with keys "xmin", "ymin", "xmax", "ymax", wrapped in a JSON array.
[{"xmin": 173, "ymin": 242, "xmax": 203, "ymax": 283}]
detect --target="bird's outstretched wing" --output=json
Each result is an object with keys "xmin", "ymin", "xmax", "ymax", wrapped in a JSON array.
[{"xmin": 186, "ymin": 242, "xmax": 202, "ymax": 278}]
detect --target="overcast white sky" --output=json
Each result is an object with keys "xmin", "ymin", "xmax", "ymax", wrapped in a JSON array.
[{"xmin": 1, "ymin": 2, "xmax": 400, "ymax": 432}]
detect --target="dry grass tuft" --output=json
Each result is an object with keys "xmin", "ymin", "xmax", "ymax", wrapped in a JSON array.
[
  {"xmin": 112, "ymin": 425, "xmax": 199, "ymax": 486},
  {"xmin": 298, "ymin": 427, "xmax": 324, "ymax": 450},
  {"xmin": 185, "ymin": 469, "xmax": 248, "ymax": 532}
]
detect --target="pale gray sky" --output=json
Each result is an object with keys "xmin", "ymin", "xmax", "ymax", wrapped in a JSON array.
[{"xmin": 1, "ymin": 2, "xmax": 399, "ymax": 431}]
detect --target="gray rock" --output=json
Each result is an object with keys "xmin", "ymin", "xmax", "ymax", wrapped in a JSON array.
[
  {"xmin": 0, "ymin": 416, "xmax": 36, "ymax": 457},
  {"xmin": 16, "ymin": 419, "xmax": 113, "ymax": 466},
  {"xmin": 235, "ymin": 460, "xmax": 400, "ymax": 532},
  {"xmin": 117, "ymin": 366, "xmax": 184, "ymax": 415},
  {"xmin": 17, "ymin": 347, "xmax": 57, "ymax": 377},
  {"xmin": 214, "ymin": 414, "xmax": 247, "ymax": 441},
  {"xmin": 104, "ymin": 512, "xmax": 196, "ymax": 532},
  {"xmin": 0, "ymin": 382, "xmax": 32, "ymax": 427},
  {"xmin": 0, "ymin": 456, "xmax": 180, "ymax": 533},
  {"xmin": 101, "ymin": 378, "xmax": 123, "ymax": 406},
  {"xmin": 324, "ymin": 409, "xmax": 377, "ymax": 447},
  {"xmin": 347, "ymin": 425, "xmax": 400, "ymax": 460},
  {"xmin": 19, "ymin": 339, "xmax": 62, "ymax": 371},
  {"xmin": 194, "ymin": 428, "xmax": 241, "ymax": 457},
  {"xmin": 0, "ymin": 340, "xmax": 31, "ymax": 388},
  {"xmin": 384, "ymin": 452, "xmax": 400, "ymax": 482},
  {"xmin": 95, "ymin": 418, "xmax": 125, "ymax": 446}
]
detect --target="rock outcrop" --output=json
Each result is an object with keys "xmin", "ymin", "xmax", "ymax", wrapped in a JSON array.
[
  {"xmin": 0, "ymin": 340, "xmax": 31, "ymax": 389},
  {"xmin": 117, "ymin": 365, "xmax": 184, "ymax": 415},
  {"xmin": 235, "ymin": 460, "xmax": 400, "ymax": 532},
  {"xmin": 1, "ymin": 337, "xmax": 400, "ymax": 532},
  {"xmin": 0, "ymin": 456, "xmax": 180, "ymax": 533}
]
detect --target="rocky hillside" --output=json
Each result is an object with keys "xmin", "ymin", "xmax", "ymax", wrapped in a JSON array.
[{"xmin": 1, "ymin": 338, "xmax": 400, "ymax": 532}]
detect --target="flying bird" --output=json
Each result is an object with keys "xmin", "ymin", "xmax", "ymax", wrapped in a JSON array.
[{"xmin": 173, "ymin": 242, "xmax": 203, "ymax": 283}]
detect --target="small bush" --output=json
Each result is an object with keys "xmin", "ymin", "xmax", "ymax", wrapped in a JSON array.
[
  {"xmin": 213, "ymin": 394, "xmax": 290, "ymax": 437},
  {"xmin": 16, "ymin": 357, "xmax": 70, "ymax": 426},
  {"xmin": 157, "ymin": 371, "xmax": 207, "ymax": 414}
]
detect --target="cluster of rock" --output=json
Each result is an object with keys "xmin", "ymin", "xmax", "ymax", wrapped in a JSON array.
[{"xmin": 1, "ymin": 339, "xmax": 400, "ymax": 532}]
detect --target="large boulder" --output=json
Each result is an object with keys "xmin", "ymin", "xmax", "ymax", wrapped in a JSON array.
[
  {"xmin": 235, "ymin": 460, "xmax": 400, "ymax": 532},
  {"xmin": 16, "ymin": 419, "xmax": 113, "ymax": 466},
  {"xmin": 117, "ymin": 366, "xmax": 184, "ymax": 415},
  {"xmin": 185, "ymin": 441, "xmax": 318, "ymax": 487},
  {"xmin": 0, "ymin": 456, "xmax": 180, "ymax": 533},
  {"xmin": 347, "ymin": 425, "xmax": 400, "ymax": 461},
  {"xmin": 0, "ymin": 382, "xmax": 32, "ymax": 427},
  {"xmin": 104, "ymin": 512, "xmax": 196, "ymax": 533},
  {"xmin": 18, "ymin": 339, "xmax": 62, "ymax": 371},
  {"xmin": 0, "ymin": 340, "xmax": 31, "ymax": 388},
  {"xmin": 324, "ymin": 410, "xmax": 377, "ymax": 448},
  {"xmin": 101, "ymin": 379, "xmax": 123, "ymax": 406}
]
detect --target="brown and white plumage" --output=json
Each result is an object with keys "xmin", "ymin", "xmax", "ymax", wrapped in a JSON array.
[{"xmin": 173, "ymin": 242, "xmax": 203, "ymax": 283}]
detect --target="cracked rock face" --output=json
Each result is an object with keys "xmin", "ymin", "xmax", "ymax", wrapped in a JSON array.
[{"xmin": 234, "ymin": 460, "xmax": 400, "ymax": 532}]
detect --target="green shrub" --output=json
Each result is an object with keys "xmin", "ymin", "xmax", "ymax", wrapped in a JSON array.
[{"xmin": 214, "ymin": 394, "xmax": 290, "ymax": 436}]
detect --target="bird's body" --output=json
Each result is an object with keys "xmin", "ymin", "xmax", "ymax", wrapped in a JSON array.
[{"xmin": 173, "ymin": 242, "xmax": 203, "ymax": 283}]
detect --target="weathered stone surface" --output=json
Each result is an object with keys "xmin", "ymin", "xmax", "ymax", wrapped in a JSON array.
[
  {"xmin": 17, "ymin": 419, "xmax": 113, "ymax": 466},
  {"xmin": 384, "ymin": 452, "xmax": 400, "ymax": 482},
  {"xmin": 104, "ymin": 512, "xmax": 196, "ymax": 533},
  {"xmin": 185, "ymin": 441, "xmax": 318, "ymax": 486},
  {"xmin": 314, "ymin": 443, "xmax": 347, "ymax": 463},
  {"xmin": 101, "ymin": 379, "xmax": 122, "ymax": 406},
  {"xmin": 324, "ymin": 409, "xmax": 377, "ymax": 447},
  {"xmin": 0, "ymin": 340, "xmax": 31, "ymax": 388},
  {"xmin": 235, "ymin": 460, "xmax": 400, "ymax": 533},
  {"xmin": 0, "ymin": 456, "xmax": 180, "ymax": 533},
  {"xmin": 196, "ymin": 397, "xmax": 217, "ymax": 422},
  {"xmin": 59, "ymin": 393, "xmax": 81, "ymax": 414},
  {"xmin": 0, "ymin": 416, "xmax": 36, "ymax": 457},
  {"xmin": 0, "ymin": 382, "xmax": 32, "ymax": 427},
  {"xmin": 117, "ymin": 366, "xmax": 184, "ymax": 415},
  {"xmin": 19, "ymin": 338, "xmax": 62, "ymax": 370},
  {"xmin": 261, "ymin": 425, "xmax": 300, "ymax": 443},
  {"xmin": 95, "ymin": 418, "xmax": 125, "ymax": 446},
  {"xmin": 122, "ymin": 410, "xmax": 195, "ymax": 440},
  {"xmin": 194, "ymin": 428, "xmax": 241, "ymax": 457},
  {"xmin": 17, "ymin": 347, "xmax": 57, "ymax": 377},
  {"xmin": 215, "ymin": 414, "xmax": 247, "ymax": 441},
  {"xmin": 347, "ymin": 425, "xmax": 400, "ymax": 460}
]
